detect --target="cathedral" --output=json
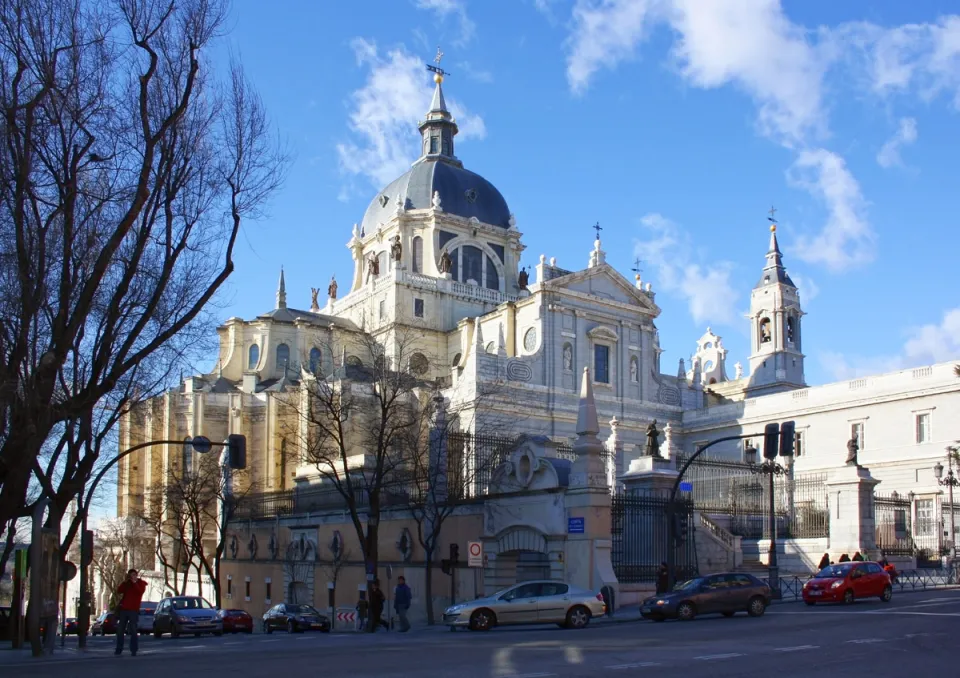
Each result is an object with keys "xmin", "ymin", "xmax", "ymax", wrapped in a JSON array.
[{"xmin": 115, "ymin": 66, "xmax": 960, "ymax": 618}]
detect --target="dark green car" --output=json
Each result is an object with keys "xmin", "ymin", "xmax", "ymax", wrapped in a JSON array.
[{"xmin": 641, "ymin": 572, "xmax": 772, "ymax": 622}]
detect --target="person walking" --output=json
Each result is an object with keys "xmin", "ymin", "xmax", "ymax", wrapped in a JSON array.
[
  {"xmin": 655, "ymin": 562, "xmax": 669, "ymax": 594},
  {"xmin": 356, "ymin": 596, "xmax": 368, "ymax": 631},
  {"xmin": 394, "ymin": 576, "xmax": 412, "ymax": 632},
  {"xmin": 115, "ymin": 569, "xmax": 147, "ymax": 656},
  {"xmin": 368, "ymin": 581, "xmax": 388, "ymax": 632}
]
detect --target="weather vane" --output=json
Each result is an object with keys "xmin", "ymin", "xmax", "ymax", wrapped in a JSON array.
[
  {"xmin": 426, "ymin": 45, "xmax": 450, "ymax": 81},
  {"xmin": 767, "ymin": 205, "xmax": 778, "ymax": 224},
  {"xmin": 632, "ymin": 257, "xmax": 643, "ymax": 275},
  {"xmin": 592, "ymin": 222, "xmax": 602, "ymax": 239}
]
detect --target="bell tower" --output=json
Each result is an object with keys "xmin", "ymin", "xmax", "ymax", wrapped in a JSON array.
[{"xmin": 746, "ymin": 214, "xmax": 806, "ymax": 395}]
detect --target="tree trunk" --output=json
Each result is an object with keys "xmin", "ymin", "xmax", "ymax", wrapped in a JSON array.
[
  {"xmin": 364, "ymin": 520, "xmax": 380, "ymax": 633},
  {"xmin": 424, "ymin": 552, "xmax": 435, "ymax": 625},
  {"xmin": 212, "ymin": 552, "xmax": 222, "ymax": 608}
]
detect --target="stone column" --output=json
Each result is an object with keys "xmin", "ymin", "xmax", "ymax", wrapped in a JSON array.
[
  {"xmin": 826, "ymin": 464, "xmax": 881, "ymax": 558},
  {"xmin": 564, "ymin": 367, "xmax": 618, "ymax": 602},
  {"xmin": 605, "ymin": 417, "xmax": 623, "ymax": 494}
]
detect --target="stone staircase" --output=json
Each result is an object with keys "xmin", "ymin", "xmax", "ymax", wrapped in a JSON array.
[{"xmin": 696, "ymin": 512, "xmax": 743, "ymax": 573}]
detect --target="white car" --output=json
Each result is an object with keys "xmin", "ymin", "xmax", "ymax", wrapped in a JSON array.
[
  {"xmin": 443, "ymin": 580, "xmax": 607, "ymax": 631},
  {"xmin": 137, "ymin": 601, "xmax": 158, "ymax": 634}
]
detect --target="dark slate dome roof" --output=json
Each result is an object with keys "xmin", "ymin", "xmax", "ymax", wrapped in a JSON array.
[{"xmin": 361, "ymin": 159, "xmax": 511, "ymax": 234}]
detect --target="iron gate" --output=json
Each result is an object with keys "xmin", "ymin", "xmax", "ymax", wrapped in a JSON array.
[{"xmin": 611, "ymin": 492, "xmax": 698, "ymax": 583}]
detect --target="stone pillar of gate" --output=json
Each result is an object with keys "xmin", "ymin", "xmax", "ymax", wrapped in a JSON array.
[
  {"xmin": 618, "ymin": 455, "xmax": 679, "ymax": 497},
  {"xmin": 826, "ymin": 464, "xmax": 881, "ymax": 559},
  {"xmin": 564, "ymin": 367, "xmax": 618, "ymax": 605}
]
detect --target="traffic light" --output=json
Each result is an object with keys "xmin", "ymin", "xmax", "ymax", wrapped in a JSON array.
[
  {"xmin": 227, "ymin": 434, "xmax": 246, "ymax": 469},
  {"xmin": 81, "ymin": 530, "xmax": 94, "ymax": 568},
  {"xmin": 763, "ymin": 423, "xmax": 780, "ymax": 460},
  {"xmin": 441, "ymin": 559, "xmax": 452, "ymax": 575},
  {"xmin": 779, "ymin": 420, "xmax": 796, "ymax": 457},
  {"xmin": 450, "ymin": 543, "xmax": 460, "ymax": 564}
]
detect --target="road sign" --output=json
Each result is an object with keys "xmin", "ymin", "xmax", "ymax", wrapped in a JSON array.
[
  {"xmin": 467, "ymin": 541, "xmax": 483, "ymax": 568},
  {"xmin": 336, "ymin": 611, "xmax": 356, "ymax": 622},
  {"xmin": 190, "ymin": 435, "xmax": 212, "ymax": 454},
  {"xmin": 679, "ymin": 481, "xmax": 693, "ymax": 492},
  {"xmin": 568, "ymin": 517, "xmax": 585, "ymax": 534},
  {"xmin": 59, "ymin": 561, "xmax": 77, "ymax": 582}
]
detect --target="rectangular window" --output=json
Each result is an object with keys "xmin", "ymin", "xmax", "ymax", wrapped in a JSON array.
[
  {"xmin": 794, "ymin": 431, "xmax": 804, "ymax": 457},
  {"xmin": 916, "ymin": 413, "xmax": 931, "ymax": 444},
  {"xmin": 851, "ymin": 422, "xmax": 864, "ymax": 450},
  {"xmin": 894, "ymin": 509, "xmax": 907, "ymax": 539},
  {"xmin": 378, "ymin": 299, "xmax": 385, "ymax": 320},
  {"xmin": 594, "ymin": 344, "xmax": 610, "ymax": 383},
  {"xmin": 265, "ymin": 582, "xmax": 272, "ymax": 600},
  {"xmin": 227, "ymin": 578, "xmax": 233, "ymax": 595},
  {"xmin": 414, "ymin": 298, "xmax": 424, "ymax": 318},
  {"xmin": 916, "ymin": 498, "xmax": 934, "ymax": 536},
  {"xmin": 429, "ymin": 136, "xmax": 438, "ymax": 154},
  {"xmin": 245, "ymin": 581, "xmax": 251, "ymax": 598}
]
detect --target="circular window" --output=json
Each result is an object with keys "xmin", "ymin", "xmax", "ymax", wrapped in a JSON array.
[
  {"xmin": 523, "ymin": 328, "xmax": 537, "ymax": 352},
  {"xmin": 410, "ymin": 353, "xmax": 429, "ymax": 375}
]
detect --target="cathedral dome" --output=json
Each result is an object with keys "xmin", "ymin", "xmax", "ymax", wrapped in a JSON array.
[{"xmin": 360, "ymin": 159, "xmax": 511, "ymax": 234}]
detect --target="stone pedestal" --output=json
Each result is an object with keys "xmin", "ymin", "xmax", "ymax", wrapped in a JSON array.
[
  {"xmin": 619, "ymin": 456, "xmax": 679, "ymax": 497},
  {"xmin": 826, "ymin": 464, "xmax": 880, "ymax": 557}
]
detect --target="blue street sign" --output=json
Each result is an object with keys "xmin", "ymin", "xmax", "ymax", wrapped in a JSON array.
[
  {"xmin": 568, "ymin": 517, "xmax": 585, "ymax": 534},
  {"xmin": 679, "ymin": 482, "xmax": 693, "ymax": 492}
]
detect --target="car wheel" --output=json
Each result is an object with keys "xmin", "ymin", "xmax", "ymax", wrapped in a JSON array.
[
  {"xmin": 747, "ymin": 597, "xmax": 766, "ymax": 618},
  {"xmin": 677, "ymin": 602, "xmax": 696, "ymax": 622},
  {"xmin": 172, "ymin": 625, "xmax": 180, "ymax": 639},
  {"xmin": 468, "ymin": 609, "xmax": 495, "ymax": 631},
  {"xmin": 264, "ymin": 622, "xmax": 272, "ymax": 634},
  {"xmin": 565, "ymin": 606, "xmax": 590, "ymax": 630},
  {"xmin": 287, "ymin": 621, "xmax": 297, "ymax": 634},
  {"xmin": 153, "ymin": 628, "xmax": 162, "ymax": 639},
  {"xmin": 722, "ymin": 611, "xmax": 735, "ymax": 618},
  {"xmin": 843, "ymin": 589, "xmax": 855, "ymax": 605},
  {"xmin": 880, "ymin": 586, "xmax": 893, "ymax": 603}
]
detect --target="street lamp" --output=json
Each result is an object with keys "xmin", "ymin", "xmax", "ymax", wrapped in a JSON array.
[
  {"xmin": 934, "ymin": 447, "xmax": 960, "ymax": 559},
  {"xmin": 745, "ymin": 440, "xmax": 790, "ymax": 598}
]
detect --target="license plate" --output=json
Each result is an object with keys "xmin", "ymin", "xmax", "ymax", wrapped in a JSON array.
[
  {"xmin": 311, "ymin": 623, "xmax": 324, "ymax": 628},
  {"xmin": 808, "ymin": 590, "xmax": 822, "ymax": 597},
  {"xmin": 641, "ymin": 607, "xmax": 651, "ymax": 613}
]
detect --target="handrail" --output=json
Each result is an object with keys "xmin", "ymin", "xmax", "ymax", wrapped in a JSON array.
[{"xmin": 699, "ymin": 513, "xmax": 736, "ymax": 549}]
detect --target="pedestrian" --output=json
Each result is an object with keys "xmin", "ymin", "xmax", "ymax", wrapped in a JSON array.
[
  {"xmin": 852, "ymin": 551, "xmax": 864, "ymax": 562},
  {"xmin": 838, "ymin": 553, "xmax": 850, "ymax": 563},
  {"xmin": 368, "ymin": 580, "xmax": 389, "ymax": 632},
  {"xmin": 115, "ymin": 569, "xmax": 147, "ymax": 656},
  {"xmin": 356, "ymin": 596, "xmax": 368, "ymax": 631},
  {"xmin": 817, "ymin": 553, "xmax": 830, "ymax": 570},
  {"xmin": 394, "ymin": 575, "xmax": 412, "ymax": 632},
  {"xmin": 656, "ymin": 562, "xmax": 669, "ymax": 594}
]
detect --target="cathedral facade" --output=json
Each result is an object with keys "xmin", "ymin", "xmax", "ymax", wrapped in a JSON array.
[{"xmin": 116, "ymin": 72, "xmax": 960, "ymax": 615}]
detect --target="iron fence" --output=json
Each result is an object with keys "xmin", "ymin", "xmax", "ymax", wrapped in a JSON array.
[
  {"xmin": 611, "ymin": 492, "xmax": 698, "ymax": 583},
  {"xmin": 875, "ymin": 493, "xmax": 914, "ymax": 556},
  {"xmin": 676, "ymin": 453, "xmax": 829, "ymax": 539}
]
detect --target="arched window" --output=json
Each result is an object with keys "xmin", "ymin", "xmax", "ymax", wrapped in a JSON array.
[
  {"xmin": 759, "ymin": 318, "xmax": 772, "ymax": 344},
  {"xmin": 786, "ymin": 316, "xmax": 796, "ymax": 344},
  {"xmin": 448, "ymin": 245, "xmax": 501, "ymax": 291},
  {"xmin": 462, "ymin": 245, "xmax": 482, "ymax": 284},
  {"xmin": 412, "ymin": 236, "xmax": 423, "ymax": 273},
  {"xmin": 485, "ymin": 256, "xmax": 499, "ymax": 291},
  {"xmin": 276, "ymin": 343, "xmax": 290, "ymax": 370},
  {"xmin": 309, "ymin": 347, "xmax": 321, "ymax": 374},
  {"xmin": 248, "ymin": 344, "xmax": 260, "ymax": 369}
]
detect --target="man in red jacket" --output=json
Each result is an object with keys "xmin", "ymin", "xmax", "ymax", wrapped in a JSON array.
[{"xmin": 115, "ymin": 569, "xmax": 148, "ymax": 656}]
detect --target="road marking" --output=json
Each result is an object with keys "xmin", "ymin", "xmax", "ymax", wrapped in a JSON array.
[
  {"xmin": 886, "ymin": 611, "xmax": 960, "ymax": 617},
  {"xmin": 774, "ymin": 645, "xmax": 819, "ymax": 652},
  {"xmin": 905, "ymin": 632, "xmax": 930, "ymax": 638},
  {"xmin": 694, "ymin": 653, "xmax": 744, "ymax": 660},
  {"xmin": 504, "ymin": 674, "xmax": 557, "ymax": 678},
  {"xmin": 845, "ymin": 638, "xmax": 883, "ymax": 644},
  {"xmin": 181, "ymin": 644, "xmax": 205, "ymax": 650},
  {"xmin": 260, "ymin": 638, "xmax": 283, "ymax": 643},
  {"xmin": 223, "ymin": 641, "xmax": 244, "ymax": 645},
  {"xmin": 607, "ymin": 663, "xmax": 662, "ymax": 669}
]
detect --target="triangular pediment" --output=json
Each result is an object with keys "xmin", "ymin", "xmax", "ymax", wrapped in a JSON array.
[{"xmin": 543, "ymin": 264, "xmax": 660, "ymax": 316}]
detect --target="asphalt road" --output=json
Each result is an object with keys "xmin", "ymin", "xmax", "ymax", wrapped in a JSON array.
[{"xmin": 5, "ymin": 589, "xmax": 960, "ymax": 677}]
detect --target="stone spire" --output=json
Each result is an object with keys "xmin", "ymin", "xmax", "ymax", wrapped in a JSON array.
[
  {"xmin": 418, "ymin": 58, "xmax": 461, "ymax": 167},
  {"xmin": 755, "ymin": 223, "xmax": 795, "ymax": 290},
  {"xmin": 571, "ymin": 367, "xmax": 606, "ymax": 489},
  {"xmin": 576, "ymin": 367, "xmax": 599, "ymax": 435},
  {"xmin": 473, "ymin": 317, "xmax": 485, "ymax": 353},
  {"xmin": 276, "ymin": 267, "xmax": 287, "ymax": 309},
  {"xmin": 496, "ymin": 322, "xmax": 507, "ymax": 357}
]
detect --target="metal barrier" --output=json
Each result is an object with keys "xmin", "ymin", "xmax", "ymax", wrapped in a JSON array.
[{"xmin": 765, "ymin": 566, "xmax": 959, "ymax": 601}]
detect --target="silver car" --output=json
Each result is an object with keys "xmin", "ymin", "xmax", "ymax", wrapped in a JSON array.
[{"xmin": 443, "ymin": 580, "xmax": 606, "ymax": 631}]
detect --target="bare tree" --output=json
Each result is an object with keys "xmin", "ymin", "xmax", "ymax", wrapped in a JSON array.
[
  {"xmin": 90, "ymin": 517, "xmax": 149, "ymax": 611},
  {"xmin": 0, "ymin": 0, "xmax": 289, "ymax": 531},
  {"xmin": 138, "ymin": 481, "xmax": 193, "ymax": 596}
]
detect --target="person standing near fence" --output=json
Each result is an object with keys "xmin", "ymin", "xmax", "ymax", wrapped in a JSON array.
[
  {"xmin": 394, "ymin": 576, "xmax": 412, "ymax": 632},
  {"xmin": 115, "ymin": 569, "xmax": 147, "ymax": 656}
]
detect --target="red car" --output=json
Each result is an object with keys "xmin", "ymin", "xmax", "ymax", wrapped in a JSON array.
[
  {"xmin": 802, "ymin": 561, "xmax": 893, "ymax": 605},
  {"xmin": 91, "ymin": 612, "xmax": 119, "ymax": 635},
  {"xmin": 218, "ymin": 609, "xmax": 254, "ymax": 634}
]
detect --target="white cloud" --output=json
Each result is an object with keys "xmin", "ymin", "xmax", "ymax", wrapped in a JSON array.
[
  {"xmin": 415, "ymin": 0, "xmax": 476, "ymax": 46},
  {"xmin": 566, "ymin": 0, "xmax": 655, "ymax": 95},
  {"xmin": 336, "ymin": 39, "xmax": 486, "ymax": 191},
  {"xmin": 876, "ymin": 117, "xmax": 918, "ymax": 168},
  {"xmin": 788, "ymin": 272, "xmax": 819, "ymax": 303},
  {"xmin": 634, "ymin": 213, "xmax": 739, "ymax": 326},
  {"xmin": 819, "ymin": 307, "xmax": 960, "ymax": 381},
  {"xmin": 787, "ymin": 148, "xmax": 874, "ymax": 271}
]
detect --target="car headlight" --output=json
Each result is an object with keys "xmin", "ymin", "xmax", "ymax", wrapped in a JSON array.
[
  {"xmin": 831, "ymin": 581, "xmax": 843, "ymax": 589},
  {"xmin": 445, "ymin": 605, "xmax": 465, "ymax": 614},
  {"xmin": 176, "ymin": 615, "xmax": 190, "ymax": 622},
  {"xmin": 655, "ymin": 599, "xmax": 668, "ymax": 606}
]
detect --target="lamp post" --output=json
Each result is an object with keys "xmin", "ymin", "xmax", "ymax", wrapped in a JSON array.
[
  {"xmin": 934, "ymin": 446, "xmax": 959, "ymax": 559},
  {"xmin": 745, "ymin": 443, "xmax": 790, "ymax": 598}
]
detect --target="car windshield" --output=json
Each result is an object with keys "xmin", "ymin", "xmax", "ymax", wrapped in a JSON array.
[
  {"xmin": 815, "ymin": 564, "xmax": 854, "ymax": 579},
  {"xmin": 171, "ymin": 597, "xmax": 214, "ymax": 610},
  {"xmin": 673, "ymin": 578, "xmax": 704, "ymax": 591},
  {"xmin": 287, "ymin": 605, "xmax": 319, "ymax": 615}
]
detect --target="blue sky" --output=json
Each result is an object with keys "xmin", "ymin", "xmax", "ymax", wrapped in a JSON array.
[{"xmin": 210, "ymin": 0, "xmax": 960, "ymax": 387}]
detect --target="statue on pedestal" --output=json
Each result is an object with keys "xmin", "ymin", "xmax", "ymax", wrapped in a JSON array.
[
  {"xmin": 845, "ymin": 436, "xmax": 859, "ymax": 466},
  {"xmin": 645, "ymin": 420, "xmax": 662, "ymax": 459},
  {"xmin": 518, "ymin": 266, "xmax": 529, "ymax": 290},
  {"xmin": 310, "ymin": 287, "xmax": 319, "ymax": 312},
  {"xmin": 438, "ymin": 250, "xmax": 452, "ymax": 274},
  {"xmin": 390, "ymin": 234, "xmax": 402, "ymax": 262},
  {"xmin": 327, "ymin": 276, "xmax": 338, "ymax": 300}
]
